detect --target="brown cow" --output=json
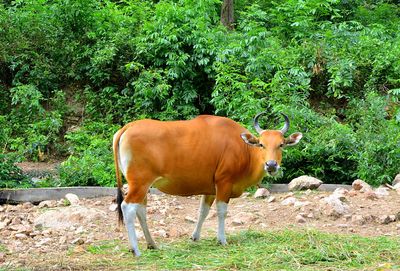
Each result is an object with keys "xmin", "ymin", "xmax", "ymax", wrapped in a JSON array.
[{"xmin": 113, "ymin": 112, "xmax": 302, "ymax": 256}]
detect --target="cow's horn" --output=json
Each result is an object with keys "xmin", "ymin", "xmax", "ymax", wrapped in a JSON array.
[
  {"xmin": 280, "ymin": 113, "xmax": 290, "ymax": 134},
  {"xmin": 253, "ymin": 111, "xmax": 267, "ymax": 134}
]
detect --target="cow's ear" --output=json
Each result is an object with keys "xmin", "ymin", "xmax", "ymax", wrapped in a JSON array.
[
  {"xmin": 285, "ymin": 132, "xmax": 303, "ymax": 146},
  {"xmin": 241, "ymin": 133, "xmax": 264, "ymax": 147}
]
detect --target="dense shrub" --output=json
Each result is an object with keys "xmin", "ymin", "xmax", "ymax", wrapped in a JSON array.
[
  {"xmin": 0, "ymin": 153, "xmax": 30, "ymax": 188},
  {"xmin": 1, "ymin": 0, "xmax": 399, "ymax": 187},
  {"xmin": 58, "ymin": 122, "xmax": 119, "ymax": 187}
]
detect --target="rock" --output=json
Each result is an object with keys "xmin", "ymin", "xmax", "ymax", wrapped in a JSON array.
[
  {"xmin": 393, "ymin": 183, "xmax": 400, "ymax": 190},
  {"xmin": 283, "ymin": 192, "xmax": 294, "ymax": 199},
  {"xmin": 169, "ymin": 227, "xmax": 186, "ymax": 238},
  {"xmin": 232, "ymin": 218, "xmax": 244, "ymax": 226},
  {"xmin": 393, "ymin": 174, "xmax": 400, "ymax": 186},
  {"xmin": 38, "ymin": 200, "xmax": 57, "ymax": 208},
  {"xmin": 15, "ymin": 233, "xmax": 28, "ymax": 239},
  {"xmin": 348, "ymin": 190, "xmax": 358, "ymax": 197},
  {"xmin": 0, "ymin": 206, "xmax": 4, "ymax": 212},
  {"xmin": 351, "ymin": 215, "xmax": 366, "ymax": 225},
  {"xmin": 267, "ymin": 196, "xmax": 276, "ymax": 203},
  {"xmin": 240, "ymin": 192, "xmax": 251, "ymax": 198},
  {"xmin": 65, "ymin": 193, "xmax": 80, "ymax": 206},
  {"xmin": 295, "ymin": 214, "xmax": 306, "ymax": 223},
  {"xmin": 378, "ymin": 215, "xmax": 393, "ymax": 225},
  {"xmin": 34, "ymin": 206, "xmax": 106, "ymax": 230},
  {"xmin": 288, "ymin": 176, "xmax": 323, "ymax": 191},
  {"xmin": 9, "ymin": 224, "xmax": 32, "ymax": 234},
  {"xmin": 281, "ymin": 197, "xmax": 297, "ymax": 206},
  {"xmin": 0, "ymin": 221, "xmax": 8, "ymax": 230},
  {"xmin": 75, "ymin": 226, "xmax": 85, "ymax": 234},
  {"xmin": 71, "ymin": 237, "xmax": 85, "ymax": 245},
  {"xmin": 352, "ymin": 179, "xmax": 371, "ymax": 192},
  {"xmin": 184, "ymin": 216, "xmax": 196, "ymax": 224},
  {"xmin": 154, "ymin": 229, "xmax": 168, "ymax": 238},
  {"xmin": 294, "ymin": 201, "xmax": 311, "ymax": 209},
  {"xmin": 374, "ymin": 187, "xmax": 390, "ymax": 198},
  {"xmin": 35, "ymin": 237, "xmax": 52, "ymax": 247},
  {"xmin": 231, "ymin": 212, "xmax": 257, "ymax": 225},
  {"xmin": 306, "ymin": 213, "xmax": 314, "ymax": 219},
  {"xmin": 109, "ymin": 203, "xmax": 118, "ymax": 212},
  {"xmin": 22, "ymin": 202, "xmax": 34, "ymax": 209},
  {"xmin": 364, "ymin": 190, "xmax": 378, "ymax": 200},
  {"xmin": 396, "ymin": 223, "xmax": 400, "ymax": 230},
  {"xmin": 321, "ymin": 195, "xmax": 350, "ymax": 218},
  {"xmin": 331, "ymin": 188, "xmax": 348, "ymax": 201},
  {"xmin": 254, "ymin": 188, "xmax": 270, "ymax": 199},
  {"xmin": 59, "ymin": 236, "xmax": 67, "ymax": 244}
]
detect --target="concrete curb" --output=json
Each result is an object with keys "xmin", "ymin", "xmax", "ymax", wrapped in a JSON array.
[{"xmin": 0, "ymin": 184, "xmax": 352, "ymax": 204}]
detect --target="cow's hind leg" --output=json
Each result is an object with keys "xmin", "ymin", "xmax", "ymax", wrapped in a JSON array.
[
  {"xmin": 136, "ymin": 196, "xmax": 157, "ymax": 249},
  {"xmin": 123, "ymin": 177, "xmax": 153, "ymax": 256},
  {"xmin": 191, "ymin": 195, "xmax": 215, "ymax": 241},
  {"xmin": 121, "ymin": 201, "xmax": 141, "ymax": 256}
]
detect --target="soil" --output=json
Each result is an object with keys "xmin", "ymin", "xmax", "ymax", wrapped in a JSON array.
[{"xmin": 1, "ymin": 187, "xmax": 400, "ymax": 269}]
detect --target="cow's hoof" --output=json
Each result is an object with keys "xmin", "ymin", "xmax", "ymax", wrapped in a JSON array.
[
  {"xmin": 128, "ymin": 248, "xmax": 141, "ymax": 257},
  {"xmin": 147, "ymin": 244, "xmax": 158, "ymax": 250}
]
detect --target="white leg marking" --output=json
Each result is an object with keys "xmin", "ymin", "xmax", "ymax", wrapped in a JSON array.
[
  {"xmin": 136, "ymin": 204, "xmax": 157, "ymax": 249},
  {"xmin": 121, "ymin": 201, "xmax": 141, "ymax": 256},
  {"xmin": 119, "ymin": 133, "xmax": 132, "ymax": 177},
  {"xmin": 191, "ymin": 195, "xmax": 211, "ymax": 241},
  {"xmin": 216, "ymin": 201, "xmax": 228, "ymax": 245}
]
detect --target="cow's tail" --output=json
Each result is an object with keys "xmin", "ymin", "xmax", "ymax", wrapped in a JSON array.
[{"xmin": 113, "ymin": 125, "xmax": 129, "ymax": 226}]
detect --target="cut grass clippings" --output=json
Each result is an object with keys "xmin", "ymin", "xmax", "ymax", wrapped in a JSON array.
[{"xmin": 3, "ymin": 229, "xmax": 400, "ymax": 270}]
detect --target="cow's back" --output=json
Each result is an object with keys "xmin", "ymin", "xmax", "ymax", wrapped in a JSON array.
[{"xmin": 118, "ymin": 115, "xmax": 249, "ymax": 196}]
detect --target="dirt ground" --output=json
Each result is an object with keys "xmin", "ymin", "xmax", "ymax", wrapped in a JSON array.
[{"xmin": 1, "ymin": 186, "xmax": 400, "ymax": 269}]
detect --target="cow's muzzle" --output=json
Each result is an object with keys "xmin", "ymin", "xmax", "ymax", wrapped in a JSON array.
[{"xmin": 264, "ymin": 160, "xmax": 280, "ymax": 176}]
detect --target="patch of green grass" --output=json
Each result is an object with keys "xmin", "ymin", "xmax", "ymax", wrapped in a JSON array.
[{"xmin": 83, "ymin": 229, "xmax": 400, "ymax": 270}]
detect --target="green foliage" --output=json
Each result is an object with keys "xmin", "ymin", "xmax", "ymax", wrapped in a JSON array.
[
  {"xmin": 58, "ymin": 122, "xmax": 119, "ymax": 187},
  {"xmin": 1, "ymin": 0, "xmax": 400, "ymax": 186},
  {"xmin": 0, "ymin": 153, "xmax": 30, "ymax": 188}
]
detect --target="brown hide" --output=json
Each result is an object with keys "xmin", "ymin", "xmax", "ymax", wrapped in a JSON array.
[{"xmin": 114, "ymin": 115, "xmax": 273, "ymax": 204}]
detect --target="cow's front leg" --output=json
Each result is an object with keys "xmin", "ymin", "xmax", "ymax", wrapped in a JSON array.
[
  {"xmin": 191, "ymin": 195, "xmax": 215, "ymax": 241},
  {"xmin": 216, "ymin": 201, "xmax": 228, "ymax": 245},
  {"xmin": 215, "ymin": 182, "xmax": 232, "ymax": 245}
]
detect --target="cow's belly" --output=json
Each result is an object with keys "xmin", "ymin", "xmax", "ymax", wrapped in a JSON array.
[{"xmin": 152, "ymin": 177, "xmax": 216, "ymax": 196}]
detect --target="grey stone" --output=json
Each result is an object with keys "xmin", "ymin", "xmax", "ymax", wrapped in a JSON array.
[
  {"xmin": 393, "ymin": 174, "xmax": 400, "ymax": 186},
  {"xmin": 254, "ymin": 188, "xmax": 270, "ymax": 199},
  {"xmin": 352, "ymin": 179, "xmax": 371, "ymax": 192},
  {"xmin": 281, "ymin": 197, "xmax": 297, "ymax": 206},
  {"xmin": 288, "ymin": 176, "xmax": 323, "ymax": 191},
  {"xmin": 65, "ymin": 193, "xmax": 80, "ymax": 206}
]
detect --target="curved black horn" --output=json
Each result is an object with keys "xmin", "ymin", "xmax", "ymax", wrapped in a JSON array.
[
  {"xmin": 280, "ymin": 113, "xmax": 290, "ymax": 134},
  {"xmin": 253, "ymin": 111, "xmax": 267, "ymax": 134}
]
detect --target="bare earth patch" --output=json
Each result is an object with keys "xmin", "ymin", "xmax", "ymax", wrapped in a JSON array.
[{"xmin": 1, "ymin": 188, "xmax": 400, "ymax": 269}]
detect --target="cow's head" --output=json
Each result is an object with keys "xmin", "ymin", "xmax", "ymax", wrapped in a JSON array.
[{"xmin": 241, "ymin": 112, "xmax": 302, "ymax": 176}]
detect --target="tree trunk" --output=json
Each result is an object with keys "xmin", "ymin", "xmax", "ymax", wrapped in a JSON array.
[{"xmin": 221, "ymin": 0, "xmax": 234, "ymax": 30}]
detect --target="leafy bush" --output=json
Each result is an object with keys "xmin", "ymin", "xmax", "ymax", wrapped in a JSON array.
[
  {"xmin": 58, "ymin": 122, "xmax": 119, "ymax": 187},
  {"xmin": 0, "ymin": 153, "xmax": 30, "ymax": 188},
  {"xmin": 1, "ymin": 0, "xmax": 400, "ymax": 186}
]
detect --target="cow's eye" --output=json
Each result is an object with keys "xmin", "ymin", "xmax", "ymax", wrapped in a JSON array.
[{"xmin": 279, "ymin": 143, "xmax": 285, "ymax": 148}]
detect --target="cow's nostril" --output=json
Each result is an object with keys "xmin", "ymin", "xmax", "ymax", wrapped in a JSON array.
[{"xmin": 266, "ymin": 160, "xmax": 278, "ymax": 168}]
